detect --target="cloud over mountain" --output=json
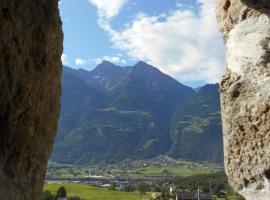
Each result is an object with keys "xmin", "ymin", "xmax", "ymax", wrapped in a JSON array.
[
  {"xmin": 91, "ymin": 0, "xmax": 225, "ymax": 83},
  {"xmin": 89, "ymin": 0, "xmax": 128, "ymax": 19}
]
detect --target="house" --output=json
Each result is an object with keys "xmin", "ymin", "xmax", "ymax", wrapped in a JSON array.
[
  {"xmin": 175, "ymin": 191, "xmax": 212, "ymax": 200},
  {"xmin": 169, "ymin": 185, "xmax": 176, "ymax": 194}
]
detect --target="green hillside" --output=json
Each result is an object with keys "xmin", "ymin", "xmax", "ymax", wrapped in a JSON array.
[{"xmin": 169, "ymin": 84, "xmax": 223, "ymax": 162}]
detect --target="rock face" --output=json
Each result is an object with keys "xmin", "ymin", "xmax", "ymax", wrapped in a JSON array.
[
  {"xmin": 0, "ymin": 1, "xmax": 62, "ymax": 200},
  {"xmin": 216, "ymin": 0, "xmax": 270, "ymax": 199}
]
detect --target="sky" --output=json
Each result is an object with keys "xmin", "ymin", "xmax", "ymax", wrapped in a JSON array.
[{"xmin": 59, "ymin": 0, "xmax": 225, "ymax": 88}]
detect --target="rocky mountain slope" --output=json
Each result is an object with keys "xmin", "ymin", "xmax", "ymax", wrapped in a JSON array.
[
  {"xmin": 169, "ymin": 84, "xmax": 223, "ymax": 162},
  {"xmin": 51, "ymin": 61, "xmax": 223, "ymax": 165}
]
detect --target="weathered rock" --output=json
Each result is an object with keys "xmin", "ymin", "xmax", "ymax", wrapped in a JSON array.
[
  {"xmin": 216, "ymin": 0, "xmax": 270, "ymax": 199},
  {"xmin": 0, "ymin": 0, "xmax": 63, "ymax": 200}
]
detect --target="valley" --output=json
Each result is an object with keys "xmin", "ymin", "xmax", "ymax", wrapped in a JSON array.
[
  {"xmin": 46, "ymin": 156, "xmax": 223, "ymax": 182},
  {"xmin": 45, "ymin": 157, "xmax": 243, "ymax": 200},
  {"xmin": 46, "ymin": 61, "xmax": 229, "ymax": 199}
]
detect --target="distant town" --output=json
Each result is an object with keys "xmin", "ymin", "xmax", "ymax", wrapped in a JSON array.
[{"xmin": 44, "ymin": 156, "xmax": 244, "ymax": 200}]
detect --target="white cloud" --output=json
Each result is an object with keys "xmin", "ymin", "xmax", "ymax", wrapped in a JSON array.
[
  {"xmin": 94, "ymin": 55, "xmax": 126, "ymax": 65},
  {"xmin": 99, "ymin": 0, "xmax": 225, "ymax": 83},
  {"xmin": 61, "ymin": 54, "xmax": 69, "ymax": 65},
  {"xmin": 75, "ymin": 58, "xmax": 88, "ymax": 66},
  {"xmin": 89, "ymin": 0, "xmax": 128, "ymax": 19}
]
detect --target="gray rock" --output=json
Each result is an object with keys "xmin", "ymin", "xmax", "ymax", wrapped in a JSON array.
[
  {"xmin": 0, "ymin": 0, "xmax": 63, "ymax": 199},
  {"xmin": 216, "ymin": 0, "xmax": 270, "ymax": 199}
]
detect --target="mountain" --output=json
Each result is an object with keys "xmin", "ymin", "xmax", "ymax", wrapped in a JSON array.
[
  {"xmin": 55, "ymin": 66, "xmax": 110, "ymax": 142},
  {"xmin": 68, "ymin": 61, "xmax": 131, "ymax": 91},
  {"xmin": 50, "ymin": 61, "xmax": 222, "ymax": 165},
  {"xmin": 169, "ymin": 84, "xmax": 223, "ymax": 162},
  {"xmin": 111, "ymin": 61, "xmax": 195, "ymax": 121}
]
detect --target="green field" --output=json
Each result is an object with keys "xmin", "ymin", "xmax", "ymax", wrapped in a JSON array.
[
  {"xmin": 44, "ymin": 183, "xmax": 243, "ymax": 200},
  {"xmin": 46, "ymin": 160, "xmax": 223, "ymax": 180},
  {"xmin": 44, "ymin": 183, "xmax": 150, "ymax": 200},
  {"xmin": 46, "ymin": 165, "xmax": 220, "ymax": 179},
  {"xmin": 134, "ymin": 166, "xmax": 219, "ymax": 176}
]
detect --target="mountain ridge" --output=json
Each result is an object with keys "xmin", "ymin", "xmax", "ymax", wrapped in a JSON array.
[{"xmin": 51, "ymin": 61, "xmax": 223, "ymax": 165}]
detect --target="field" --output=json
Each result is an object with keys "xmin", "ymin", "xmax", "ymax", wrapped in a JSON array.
[
  {"xmin": 44, "ymin": 183, "xmax": 150, "ymax": 200},
  {"xmin": 46, "ymin": 159, "xmax": 223, "ymax": 180},
  {"xmin": 46, "ymin": 165, "xmax": 220, "ymax": 180},
  {"xmin": 132, "ymin": 166, "xmax": 218, "ymax": 177},
  {"xmin": 44, "ymin": 183, "xmax": 243, "ymax": 200},
  {"xmin": 45, "ymin": 159, "xmax": 227, "ymax": 199}
]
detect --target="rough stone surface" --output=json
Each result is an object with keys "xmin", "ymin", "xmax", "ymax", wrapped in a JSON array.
[
  {"xmin": 216, "ymin": 0, "xmax": 270, "ymax": 199},
  {"xmin": 0, "ymin": 1, "xmax": 63, "ymax": 200}
]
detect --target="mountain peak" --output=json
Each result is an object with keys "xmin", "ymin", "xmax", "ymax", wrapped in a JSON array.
[
  {"xmin": 197, "ymin": 83, "xmax": 219, "ymax": 94},
  {"xmin": 135, "ymin": 61, "xmax": 152, "ymax": 67},
  {"xmin": 133, "ymin": 61, "xmax": 159, "ymax": 73},
  {"xmin": 91, "ymin": 60, "xmax": 122, "ymax": 75},
  {"xmin": 96, "ymin": 60, "xmax": 117, "ymax": 68},
  {"xmin": 101, "ymin": 60, "xmax": 114, "ymax": 64},
  {"xmin": 135, "ymin": 61, "xmax": 149, "ymax": 66}
]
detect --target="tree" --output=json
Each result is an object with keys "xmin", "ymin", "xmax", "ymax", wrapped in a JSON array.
[
  {"xmin": 68, "ymin": 196, "xmax": 86, "ymax": 200},
  {"xmin": 43, "ymin": 190, "xmax": 54, "ymax": 200},
  {"xmin": 150, "ymin": 184, "xmax": 161, "ymax": 192},
  {"xmin": 136, "ymin": 182, "xmax": 146, "ymax": 200},
  {"xmin": 162, "ymin": 169, "xmax": 170, "ymax": 175},
  {"xmin": 123, "ymin": 184, "xmax": 135, "ymax": 192},
  {"xmin": 57, "ymin": 186, "xmax": 67, "ymax": 198},
  {"xmin": 108, "ymin": 182, "xmax": 117, "ymax": 190},
  {"xmin": 235, "ymin": 196, "xmax": 246, "ymax": 200}
]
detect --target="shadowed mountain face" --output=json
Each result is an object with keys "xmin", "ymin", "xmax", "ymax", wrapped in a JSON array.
[
  {"xmin": 169, "ymin": 84, "xmax": 223, "ymax": 163},
  {"xmin": 51, "ymin": 61, "xmax": 223, "ymax": 165},
  {"xmin": 72, "ymin": 61, "xmax": 131, "ymax": 91}
]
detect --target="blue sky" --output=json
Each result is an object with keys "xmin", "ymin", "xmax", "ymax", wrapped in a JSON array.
[{"xmin": 59, "ymin": 0, "xmax": 225, "ymax": 88}]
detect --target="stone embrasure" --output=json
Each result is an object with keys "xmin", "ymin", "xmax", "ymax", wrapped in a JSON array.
[
  {"xmin": 216, "ymin": 0, "xmax": 270, "ymax": 200},
  {"xmin": 0, "ymin": 0, "xmax": 63, "ymax": 200}
]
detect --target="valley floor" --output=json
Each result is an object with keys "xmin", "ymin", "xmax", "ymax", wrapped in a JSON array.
[
  {"xmin": 44, "ymin": 183, "xmax": 151, "ymax": 200},
  {"xmin": 45, "ymin": 158, "xmax": 244, "ymax": 199},
  {"xmin": 44, "ymin": 183, "xmax": 242, "ymax": 200},
  {"xmin": 46, "ymin": 157, "xmax": 223, "ymax": 183}
]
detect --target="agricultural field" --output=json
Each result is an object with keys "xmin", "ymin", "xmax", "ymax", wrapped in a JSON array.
[
  {"xmin": 45, "ymin": 159, "xmax": 229, "ymax": 200},
  {"xmin": 44, "ymin": 183, "xmax": 150, "ymax": 200},
  {"xmin": 46, "ymin": 159, "xmax": 223, "ymax": 180},
  {"xmin": 44, "ymin": 183, "xmax": 243, "ymax": 200},
  {"xmin": 131, "ymin": 165, "xmax": 219, "ymax": 177}
]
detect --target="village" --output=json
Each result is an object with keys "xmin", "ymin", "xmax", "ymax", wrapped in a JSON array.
[{"xmin": 45, "ymin": 157, "xmax": 244, "ymax": 200}]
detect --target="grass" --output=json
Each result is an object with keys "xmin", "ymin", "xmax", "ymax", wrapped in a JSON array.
[
  {"xmin": 44, "ymin": 183, "xmax": 240, "ymax": 200},
  {"xmin": 99, "ymin": 107, "xmax": 150, "ymax": 116},
  {"xmin": 133, "ymin": 166, "xmax": 219, "ymax": 177},
  {"xmin": 44, "ymin": 183, "xmax": 150, "ymax": 200},
  {"xmin": 46, "ymin": 161, "xmax": 222, "ymax": 180},
  {"xmin": 48, "ymin": 161, "xmax": 73, "ymax": 168}
]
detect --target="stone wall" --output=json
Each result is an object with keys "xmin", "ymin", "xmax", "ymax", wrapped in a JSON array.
[
  {"xmin": 216, "ymin": 0, "xmax": 270, "ymax": 199},
  {"xmin": 0, "ymin": 0, "xmax": 63, "ymax": 199}
]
